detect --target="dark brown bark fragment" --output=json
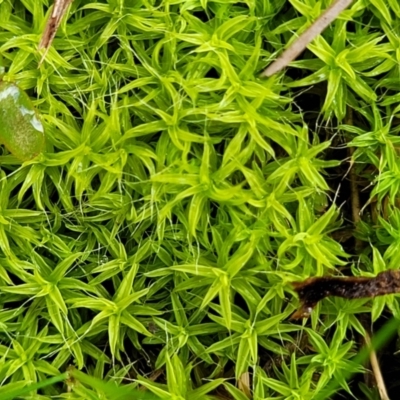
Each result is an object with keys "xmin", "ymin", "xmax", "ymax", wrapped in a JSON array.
[{"xmin": 291, "ymin": 270, "xmax": 400, "ymax": 319}]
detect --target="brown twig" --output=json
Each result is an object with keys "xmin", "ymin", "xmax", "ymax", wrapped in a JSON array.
[
  {"xmin": 38, "ymin": 0, "xmax": 73, "ymax": 67},
  {"xmin": 261, "ymin": 0, "xmax": 353, "ymax": 78},
  {"xmin": 291, "ymin": 270, "xmax": 400, "ymax": 319}
]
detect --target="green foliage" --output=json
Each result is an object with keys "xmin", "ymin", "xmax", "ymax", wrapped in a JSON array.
[{"xmin": 0, "ymin": 0, "xmax": 399, "ymax": 398}]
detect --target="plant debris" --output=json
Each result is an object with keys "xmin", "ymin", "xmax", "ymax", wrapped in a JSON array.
[
  {"xmin": 291, "ymin": 270, "xmax": 400, "ymax": 319},
  {"xmin": 38, "ymin": 0, "xmax": 73, "ymax": 66},
  {"xmin": 261, "ymin": 0, "xmax": 353, "ymax": 77}
]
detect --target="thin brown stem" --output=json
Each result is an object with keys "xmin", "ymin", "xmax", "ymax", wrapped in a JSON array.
[
  {"xmin": 364, "ymin": 330, "xmax": 390, "ymax": 400},
  {"xmin": 261, "ymin": 0, "xmax": 353, "ymax": 77},
  {"xmin": 346, "ymin": 108, "xmax": 363, "ymax": 253},
  {"xmin": 346, "ymin": 109, "xmax": 389, "ymax": 399}
]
